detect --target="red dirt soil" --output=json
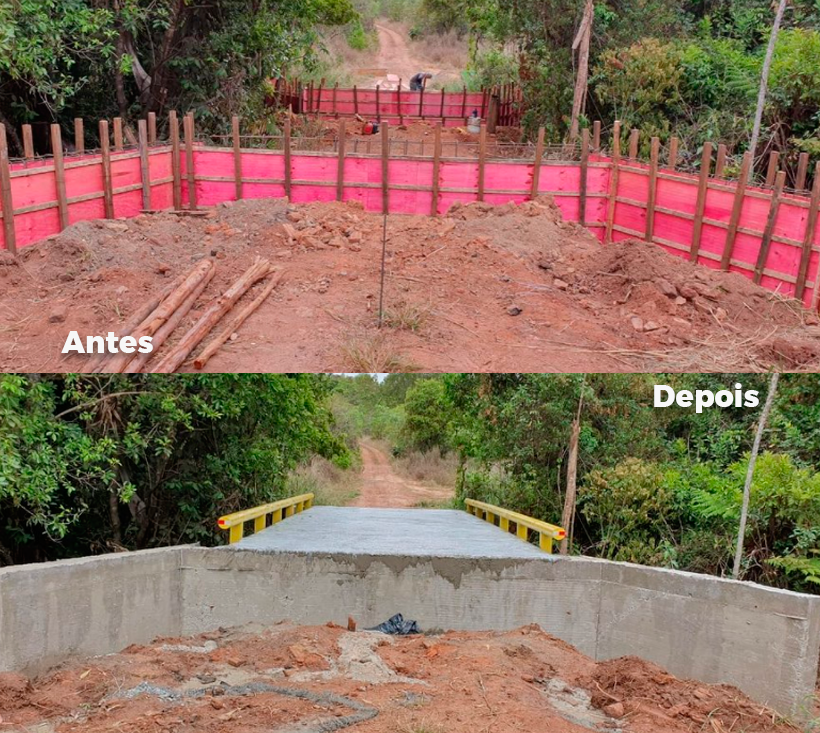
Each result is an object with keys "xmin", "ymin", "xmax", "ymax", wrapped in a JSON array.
[
  {"xmin": 0, "ymin": 623, "xmax": 805, "ymax": 733},
  {"xmin": 0, "ymin": 195, "xmax": 818, "ymax": 373}
]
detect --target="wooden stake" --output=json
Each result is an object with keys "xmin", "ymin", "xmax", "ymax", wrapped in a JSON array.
[
  {"xmin": 336, "ymin": 119, "xmax": 346, "ymax": 202},
  {"xmin": 796, "ymin": 162, "xmax": 820, "ymax": 301},
  {"xmin": 353, "ymin": 85, "xmax": 359, "ymax": 116},
  {"xmin": 113, "ymin": 117, "xmax": 124, "ymax": 151},
  {"xmin": 754, "ymin": 170, "xmax": 786, "ymax": 284},
  {"xmin": 148, "ymin": 112, "xmax": 157, "ymax": 144},
  {"xmin": 796, "ymin": 152, "xmax": 809, "ymax": 191},
  {"xmin": 668, "ymin": 137, "xmax": 679, "ymax": 170},
  {"xmin": 397, "ymin": 81, "xmax": 403, "ymax": 126},
  {"xmin": 332, "ymin": 82, "xmax": 338, "ymax": 117},
  {"xmin": 50, "ymin": 124, "xmax": 69, "ymax": 230},
  {"xmin": 592, "ymin": 120, "xmax": 601, "ymax": 150},
  {"xmin": 530, "ymin": 127, "xmax": 545, "ymax": 200},
  {"xmin": 477, "ymin": 123, "xmax": 487, "ymax": 202},
  {"xmin": 0, "ymin": 124, "xmax": 17, "ymax": 254},
  {"xmin": 645, "ymin": 136, "xmax": 660, "ymax": 241},
  {"xmin": 579, "ymin": 128, "xmax": 590, "ymax": 226},
  {"xmin": 715, "ymin": 144, "xmax": 727, "ymax": 178},
  {"xmin": 605, "ymin": 121, "xmax": 621, "ymax": 244},
  {"xmin": 73, "ymin": 118, "xmax": 84, "ymax": 154},
  {"xmin": 232, "ymin": 115, "xmax": 243, "ymax": 201},
  {"xmin": 418, "ymin": 81, "xmax": 425, "ymax": 119},
  {"xmin": 376, "ymin": 85, "xmax": 381, "ymax": 122},
  {"xmin": 169, "ymin": 111, "xmax": 182, "ymax": 211},
  {"xmin": 689, "ymin": 142, "xmax": 713, "ymax": 263},
  {"xmin": 138, "ymin": 119, "xmax": 151, "ymax": 211},
  {"xmin": 184, "ymin": 112, "xmax": 197, "ymax": 210},
  {"xmin": 721, "ymin": 151, "xmax": 753, "ymax": 270},
  {"xmin": 284, "ymin": 115, "xmax": 292, "ymax": 200},
  {"xmin": 22, "ymin": 124, "xmax": 34, "ymax": 159},
  {"xmin": 440, "ymin": 88, "xmax": 445, "ymax": 122},
  {"xmin": 316, "ymin": 79, "xmax": 324, "ymax": 116},
  {"xmin": 431, "ymin": 122, "xmax": 442, "ymax": 216},
  {"xmin": 99, "ymin": 119, "xmax": 114, "ymax": 219},
  {"xmin": 628, "ymin": 128, "xmax": 639, "ymax": 159},
  {"xmin": 765, "ymin": 151, "xmax": 779, "ymax": 187},
  {"xmin": 381, "ymin": 121, "xmax": 390, "ymax": 214},
  {"xmin": 461, "ymin": 86, "xmax": 467, "ymax": 119}
]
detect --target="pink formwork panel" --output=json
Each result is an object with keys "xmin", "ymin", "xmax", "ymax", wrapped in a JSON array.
[
  {"xmin": 614, "ymin": 200, "xmax": 647, "ymax": 235},
  {"xmin": 9, "ymin": 167, "xmax": 56, "ymax": 210},
  {"xmin": 618, "ymin": 169, "xmax": 650, "ymax": 205},
  {"xmin": 656, "ymin": 174, "xmax": 698, "ymax": 214}
]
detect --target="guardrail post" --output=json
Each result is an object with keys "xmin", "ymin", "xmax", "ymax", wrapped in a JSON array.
[
  {"xmin": 229, "ymin": 525, "xmax": 243, "ymax": 544},
  {"xmin": 539, "ymin": 533, "xmax": 553, "ymax": 552},
  {"xmin": 516, "ymin": 523, "xmax": 527, "ymax": 540},
  {"xmin": 254, "ymin": 514, "xmax": 266, "ymax": 534}
]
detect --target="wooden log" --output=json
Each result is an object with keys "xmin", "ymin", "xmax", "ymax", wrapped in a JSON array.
[
  {"xmin": 138, "ymin": 119, "xmax": 151, "ymax": 211},
  {"xmin": 0, "ymin": 124, "xmax": 17, "ymax": 254},
  {"xmin": 376, "ymin": 85, "xmax": 381, "ymax": 122},
  {"xmin": 440, "ymin": 88, "xmax": 446, "ymax": 122},
  {"xmin": 22, "ymin": 124, "xmax": 34, "ymax": 159},
  {"xmin": 487, "ymin": 93, "xmax": 498, "ymax": 134},
  {"xmin": 193, "ymin": 269, "xmax": 284, "ymax": 370},
  {"xmin": 316, "ymin": 79, "xmax": 324, "ymax": 116},
  {"xmin": 579, "ymin": 128, "xmax": 590, "ymax": 227},
  {"xmin": 113, "ymin": 117, "xmax": 124, "ymax": 151},
  {"xmin": 461, "ymin": 86, "xmax": 467, "ymax": 119},
  {"xmin": 336, "ymin": 119, "xmax": 346, "ymax": 202},
  {"xmin": 74, "ymin": 118, "xmax": 84, "ymax": 154},
  {"xmin": 480, "ymin": 87, "xmax": 487, "ymax": 120},
  {"xmin": 381, "ymin": 121, "xmax": 389, "ymax": 214},
  {"xmin": 721, "ymin": 151, "xmax": 753, "ymax": 270},
  {"xmin": 51, "ymin": 124, "xmax": 69, "ymax": 230},
  {"xmin": 765, "ymin": 151, "xmax": 780, "ymax": 187},
  {"xmin": 103, "ymin": 259, "xmax": 215, "ymax": 373},
  {"xmin": 99, "ymin": 119, "xmax": 115, "ymax": 219},
  {"xmin": 353, "ymin": 85, "xmax": 359, "ymax": 116},
  {"xmin": 431, "ymin": 122, "xmax": 442, "ymax": 216},
  {"xmin": 715, "ymin": 144, "xmax": 727, "ymax": 178},
  {"xmin": 668, "ymin": 137, "xmax": 679, "ymax": 170},
  {"xmin": 796, "ymin": 152, "xmax": 809, "ymax": 191},
  {"xmin": 232, "ymin": 115, "xmax": 243, "ymax": 201},
  {"xmin": 796, "ymin": 162, "xmax": 820, "ymax": 302},
  {"xmin": 169, "ymin": 111, "xmax": 182, "ymax": 211},
  {"xmin": 592, "ymin": 120, "xmax": 601, "ymax": 150},
  {"xmin": 332, "ymin": 82, "xmax": 338, "ymax": 117},
  {"xmin": 151, "ymin": 259, "xmax": 270, "ymax": 373},
  {"xmin": 418, "ymin": 81, "xmax": 425, "ymax": 119},
  {"xmin": 124, "ymin": 266, "xmax": 216, "ymax": 373},
  {"xmin": 148, "ymin": 112, "xmax": 157, "ymax": 144},
  {"xmin": 184, "ymin": 112, "xmax": 197, "ymax": 209},
  {"xmin": 754, "ymin": 170, "xmax": 786, "ymax": 284},
  {"xmin": 689, "ymin": 142, "xmax": 713, "ymax": 262},
  {"xmin": 605, "ymin": 121, "xmax": 621, "ymax": 244},
  {"xmin": 397, "ymin": 81, "xmax": 403, "ymax": 126},
  {"xmin": 477, "ymin": 123, "xmax": 487, "ymax": 202},
  {"xmin": 530, "ymin": 127, "xmax": 545, "ymax": 200},
  {"xmin": 284, "ymin": 115, "xmax": 292, "ymax": 200},
  {"xmin": 645, "ymin": 136, "xmax": 660, "ymax": 241},
  {"xmin": 628, "ymin": 128, "xmax": 639, "ymax": 159}
]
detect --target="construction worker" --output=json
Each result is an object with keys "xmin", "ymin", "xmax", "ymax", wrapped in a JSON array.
[{"xmin": 409, "ymin": 72, "xmax": 433, "ymax": 91}]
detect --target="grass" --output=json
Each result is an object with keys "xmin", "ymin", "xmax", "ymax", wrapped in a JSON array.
[
  {"xmin": 339, "ymin": 331, "xmax": 413, "ymax": 371},
  {"xmin": 393, "ymin": 447, "xmax": 458, "ymax": 488},
  {"xmin": 382, "ymin": 301, "xmax": 430, "ymax": 332},
  {"xmin": 285, "ymin": 455, "xmax": 361, "ymax": 506}
]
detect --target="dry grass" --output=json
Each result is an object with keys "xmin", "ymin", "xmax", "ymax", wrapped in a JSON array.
[
  {"xmin": 393, "ymin": 447, "xmax": 458, "ymax": 488},
  {"xmin": 285, "ymin": 455, "xmax": 361, "ymax": 506},
  {"xmin": 409, "ymin": 30, "xmax": 469, "ymax": 80},
  {"xmin": 383, "ymin": 301, "xmax": 430, "ymax": 332},
  {"xmin": 338, "ymin": 330, "xmax": 413, "ymax": 371}
]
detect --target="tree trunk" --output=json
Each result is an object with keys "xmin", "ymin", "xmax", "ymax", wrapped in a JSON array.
[
  {"xmin": 732, "ymin": 372, "xmax": 779, "ymax": 579},
  {"xmin": 560, "ymin": 389, "xmax": 585, "ymax": 554},
  {"xmin": 569, "ymin": 0, "xmax": 594, "ymax": 142}
]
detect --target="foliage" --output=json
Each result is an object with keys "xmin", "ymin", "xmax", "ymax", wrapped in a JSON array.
[{"xmin": 401, "ymin": 379, "xmax": 450, "ymax": 453}]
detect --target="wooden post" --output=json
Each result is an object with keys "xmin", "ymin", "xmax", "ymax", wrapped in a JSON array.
[
  {"xmin": 477, "ymin": 123, "xmax": 487, "ymax": 202},
  {"xmin": 99, "ymin": 119, "xmax": 115, "ymax": 219},
  {"xmin": 721, "ymin": 151, "xmax": 753, "ymax": 270},
  {"xmin": 169, "ymin": 111, "xmax": 182, "ymax": 211},
  {"xmin": 628, "ymin": 128, "xmax": 639, "ymax": 159},
  {"xmin": 796, "ymin": 152, "xmax": 809, "ymax": 191},
  {"xmin": 530, "ymin": 127, "xmax": 545, "ymax": 200},
  {"xmin": 397, "ymin": 81, "xmax": 403, "ymax": 126},
  {"xmin": 353, "ymin": 85, "xmax": 359, "ymax": 117},
  {"xmin": 381, "ymin": 121, "xmax": 390, "ymax": 214},
  {"xmin": 579, "ymin": 127, "xmax": 590, "ymax": 226},
  {"xmin": 183, "ymin": 112, "xmax": 197, "ymax": 210},
  {"xmin": 754, "ymin": 170, "xmax": 786, "ymax": 284},
  {"xmin": 50, "ymin": 124, "xmax": 69, "ymax": 230},
  {"xmin": 332, "ymin": 82, "xmax": 338, "ymax": 117},
  {"xmin": 232, "ymin": 115, "xmax": 242, "ymax": 201},
  {"xmin": 461, "ymin": 85, "xmax": 467, "ymax": 119},
  {"xmin": 0, "ymin": 124, "xmax": 17, "ymax": 255},
  {"xmin": 592, "ymin": 120, "xmax": 601, "ymax": 150},
  {"xmin": 113, "ymin": 117, "xmax": 124, "ymax": 151},
  {"xmin": 480, "ymin": 87, "xmax": 487, "ymax": 120},
  {"xmin": 148, "ymin": 112, "xmax": 157, "ymax": 144},
  {"xmin": 336, "ymin": 119, "xmax": 346, "ymax": 202},
  {"xmin": 431, "ymin": 122, "xmax": 442, "ymax": 216},
  {"xmin": 73, "ymin": 118, "xmax": 84, "ymax": 154},
  {"xmin": 487, "ymin": 93, "xmax": 498, "ymax": 135},
  {"xmin": 668, "ymin": 137, "xmax": 679, "ymax": 170},
  {"xmin": 605, "ymin": 121, "xmax": 621, "ymax": 244},
  {"xmin": 22, "ymin": 125, "xmax": 34, "ymax": 159},
  {"xmin": 376, "ymin": 84, "xmax": 381, "ymax": 122},
  {"xmin": 645, "ymin": 136, "xmax": 660, "ymax": 242},
  {"xmin": 765, "ymin": 151, "xmax": 779, "ymax": 187},
  {"xmin": 715, "ymin": 144, "xmax": 727, "ymax": 178},
  {"xmin": 418, "ymin": 81, "xmax": 425, "ymax": 119},
  {"xmin": 689, "ymin": 142, "xmax": 713, "ymax": 263},
  {"xmin": 796, "ymin": 162, "xmax": 820, "ymax": 301},
  {"xmin": 440, "ymin": 88, "xmax": 446, "ymax": 122},
  {"xmin": 307, "ymin": 80, "xmax": 314, "ymax": 114},
  {"xmin": 284, "ymin": 115, "xmax": 292, "ymax": 200},
  {"xmin": 316, "ymin": 79, "xmax": 324, "ymax": 116},
  {"xmin": 138, "ymin": 119, "xmax": 151, "ymax": 211}
]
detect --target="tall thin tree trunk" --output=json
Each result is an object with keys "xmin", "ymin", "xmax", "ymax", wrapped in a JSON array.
[
  {"xmin": 569, "ymin": 0, "xmax": 594, "ymax": 142},
  {"xmin": 732, "ymin": 372, "xmax": 779, "ymax": 579},
  {"xmin": 560, "ymin": 388, "xmax": 585, "ymax": 554}
]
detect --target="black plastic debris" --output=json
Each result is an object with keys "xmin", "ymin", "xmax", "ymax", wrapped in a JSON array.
[{"xmin": 366, "ymin": 613, "xmax": 420, "ymax": 635}]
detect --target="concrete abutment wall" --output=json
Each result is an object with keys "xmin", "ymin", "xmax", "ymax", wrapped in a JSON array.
[{"xmin": 0, "ymin": 546, "xmax": 817, "ymax": 716}]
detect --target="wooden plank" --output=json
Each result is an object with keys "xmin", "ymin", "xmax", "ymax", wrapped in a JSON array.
[
  {"xmin": 98, "ymin": 119, "xmax": 115, "ymax": 219},
  {"xmin": 184, "ymin": 112, "xmax": 197, "ymax": 209},
  {"xmin": 148, "ymin": 112, "xmax": 157, "ymax": 144},
  {"xmin": 74, "ymin": 118, "xmax": 84, "ymax": 154},
  {"xmin": 530, "ymin": 127, "xmax": 545, "ymax": 200},
  {"xmin": 353, "ymin": 85, "xmax": 359, "ymax": 116},
  {"xmin": 605, "ymin": 121, "xmax": 621, "ymax": 244},
  {"xmin": 381, "ymin": 121, "xmax": 390, "ymax": 214},
  {"xmin": 113, "ymin": 117, "xmax": 124, "ymax": 151},
  {"xmin": 477, "ymin": 123, "xmax": 487, "ymax": 201},
  {"xmin": 22, "ymin": 124, "xmax": 35, "ymax": 159},
  {"xmin": 336, "ymin": 119, "xmax": 346, "ymax": 201},
  {"xmin": 579, "ymin": 128, "xmax": 590, "ymax": 227},
  {"xmin": 0, "ymin": 124, "xmax": 17, "ymax": 254},
  {"xmin": 645, "ymin": 136, "xmax": 660, "ymax": 242},
  {"xmin": 51, "ymin": 124, "xmax": 69, "ymax": 230},
  {"xmin": 689, "ymin": 142, "xmax": 713, "ymax": 263},
  {"xmin": 721, "ymin": 151, "xmax": 753, "ymax": 270},
  {"xmin": 668, "ymin": 137, "xmax": 679, "ymax": 170},
  {"xmin": 715, "ymin": 144, "xmax": 727, "ymax": 178},
  {"xmin": 232, "ymin": 115, "xmax": 243, "ymax": 200},
  {"xmin": 284, "ymin": 115, "xmax": 292, "ymax": 200},
  {"xmin": 138, "ymin": 119, "xmax": 151, "ymax": 210},
  {"xmin": 169, "ymin": 111, "xmax": 182, "ymax": 211},
  {"xmin": 592, "ymin": 120, "xmax": 601, "ymax": 150},
  {"xmin": 754, "ymin": 170, "xmax": 786, "ymax": 284},
  {"xmin": 796, "ymin": 162, "xmax": 820, "ymax": 301},
  {"xmin": 628, "ymin": 128, "xmax": 639, "ymax": 159},
  {"xmin": 765, "ymin": 151, "xmax": 780, "ymax": 187},
  {"xmin": 796, "ymin": 152, "xmax": 809, "ymax": 191},
  {"xmin": 431, "ymin": 122, "xmax": 442, "ymax": 216}
]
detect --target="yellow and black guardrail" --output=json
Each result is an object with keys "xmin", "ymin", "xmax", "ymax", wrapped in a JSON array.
[
  {"xmin": 465, "ymin": 499, "xmax": 566, "ymax": 553},
  {"xmin": 217, "ymin": 493, "xmax": 314, "ymax": 544}
]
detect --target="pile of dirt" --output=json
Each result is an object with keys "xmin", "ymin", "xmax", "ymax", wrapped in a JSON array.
[{"xmin": 0, "ymin": 623, "xmax": 805, "ymax": 733}]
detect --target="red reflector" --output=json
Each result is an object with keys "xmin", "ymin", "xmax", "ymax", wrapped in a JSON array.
[
  {"xmin": 556, "ymin": 530, "xmax": 567, "ymax": 540},
  {"xmin": 218, "ymin": 520, "xmax": 226, "ymax": 527}
]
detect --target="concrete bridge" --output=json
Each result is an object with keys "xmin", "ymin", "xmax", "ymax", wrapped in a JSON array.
[{"xmin": 0, "ymin": 498, "xmax": 818, "ymax": 719}]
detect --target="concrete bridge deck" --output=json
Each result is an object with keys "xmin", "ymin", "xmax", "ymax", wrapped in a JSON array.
[{"xmin": 232, "ymin": 506, "xmax": 550, "ymax": 559}]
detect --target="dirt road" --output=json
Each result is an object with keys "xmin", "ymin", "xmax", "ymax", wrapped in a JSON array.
[
  {"xmin": 371, "ymin": 22, "xmax": 463, "ymax": 89},
  {"xmin": 350, "ymin": 439, "xmax": 453, "ymax": 507}
]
